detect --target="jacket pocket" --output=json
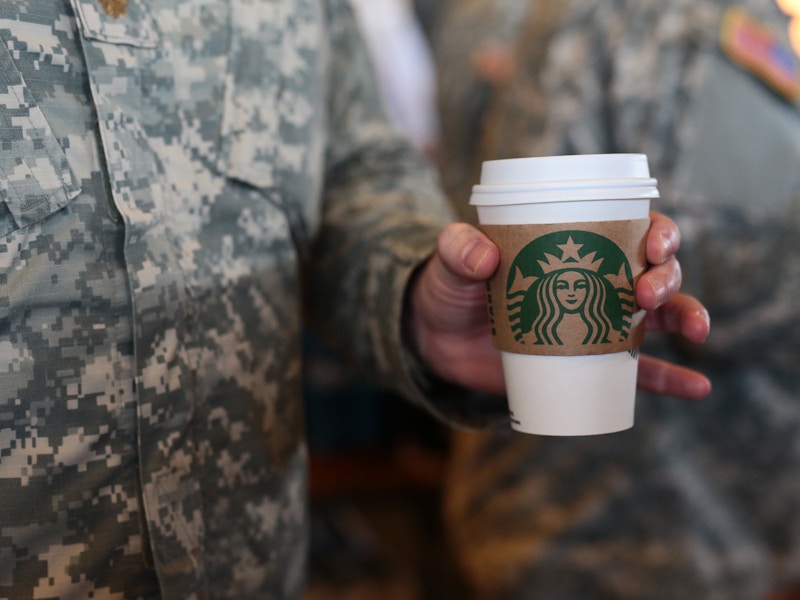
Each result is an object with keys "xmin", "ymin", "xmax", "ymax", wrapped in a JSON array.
[
  {"xmin": 0, "ymin": 42, "xmax": 81, "ymax": 236},
  {"xmin": 217, "ymin": 0, "xmax": 327, "ymax": 251}
]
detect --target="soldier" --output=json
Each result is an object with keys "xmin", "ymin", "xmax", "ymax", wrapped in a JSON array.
[
  {"xmin": 0, "ymin": 0, "xmax": 708, "ymax": 597},
  {"xmin": 434, "ymin": 0, "xmax": 800, "ymax": 598}
]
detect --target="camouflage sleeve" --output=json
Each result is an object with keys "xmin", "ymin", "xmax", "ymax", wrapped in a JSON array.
[{"xmin": 306, "ymin": 0, "xmax": 507, "ymax": 427}]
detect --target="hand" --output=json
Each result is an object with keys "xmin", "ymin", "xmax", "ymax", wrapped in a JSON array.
[{"xmin": 408, "ymin": 214, "xmax": 711, "ymax": 399}]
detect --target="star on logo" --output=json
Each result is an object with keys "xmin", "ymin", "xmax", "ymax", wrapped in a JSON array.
[{"xmin": 557, "ymin": 237, "xmax": 583, "ymax": 262}]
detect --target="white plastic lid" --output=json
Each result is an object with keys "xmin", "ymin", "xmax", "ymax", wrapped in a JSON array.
[{"xmin": 470, "ymin": 154, "xmax": 659, "ymax": 205}]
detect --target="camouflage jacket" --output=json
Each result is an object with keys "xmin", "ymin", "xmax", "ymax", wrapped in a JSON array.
[
  {"xmin": 438, "ymin": 0, "xmax": 800, "ymax": 598},
  {"xmin": 0, "ymin": 0, "xmax": 491, "ymax": 597}
]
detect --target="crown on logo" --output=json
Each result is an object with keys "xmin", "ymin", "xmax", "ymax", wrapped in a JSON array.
[{"xmin": 538, "ymin": 236, "xmax": 604, "ymax": 274}]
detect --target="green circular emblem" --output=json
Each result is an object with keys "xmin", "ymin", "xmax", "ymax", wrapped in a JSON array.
[{"xmin": 506, "ymin": 230, "xmax": 635, "ymax": 346}]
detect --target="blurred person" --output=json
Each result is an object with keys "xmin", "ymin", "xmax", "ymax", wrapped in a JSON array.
[
  {"xmin": 433, "ymin": 0, "xmax": 800, "ymax": 599},
  {"xmin": 0, "ymin": 0, "xmax": 708, "ymax": 598},
  {"xmin": 349, "ymin": 0, "xmax": 441, "ymax": 155},
  {"xmin": 431, "ymin": 0, "xmax": 529, "ymax": 220}
]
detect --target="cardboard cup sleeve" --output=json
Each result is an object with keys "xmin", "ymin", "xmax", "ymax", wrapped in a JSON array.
[{"xmin": 481, "ymin": 218, "xmax": 650, "ymax": 357}]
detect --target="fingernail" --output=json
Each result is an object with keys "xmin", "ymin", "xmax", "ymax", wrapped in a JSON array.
[
  {"xmin": 660, "ymin": 230, "xmax": 675, "ymax": 256},
  {"xmin": 652, "ymin": 280, "xmax": 667, "ymax": 304},
  {"xmin": 696, "ymin": 308, "xmax": 711, "ymax": 332},
  {"xmin": 462, "ymin": 241, "xmax": 491, "ymax": 275}
]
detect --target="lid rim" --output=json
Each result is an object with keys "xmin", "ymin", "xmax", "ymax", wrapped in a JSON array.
[
  {"xmin": 471, "ymin": 177, "xmax": 658, "ymax": 194},
  {"xmin": 469, "ymin": 189, "xmax": 659, "ymax": 207},
  {"xmin": 479, "ymin": 154, "xmax": 652, "ymax": 186}
]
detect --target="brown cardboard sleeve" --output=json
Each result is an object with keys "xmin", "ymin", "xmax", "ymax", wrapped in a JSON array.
[{"xmin": 481, "ymin": 219, "xmax": 649, "ymax": 356}]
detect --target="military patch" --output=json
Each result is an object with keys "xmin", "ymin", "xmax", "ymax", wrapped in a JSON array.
[
  {"xmin": 775, "ymin": 0, "xmax": 800, "ymax": 60},
  {"xmin": 720, "ymin": 6, "xmax": 800, "ymax": 101},
  {"xmin": 98, "ymin": 0, "xmax": 128, "ymax": 18}
]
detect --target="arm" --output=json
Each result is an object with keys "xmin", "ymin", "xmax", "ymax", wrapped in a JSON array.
[{"xmin": 306, "ymin": 0, "xmax": 507, "ymax": 426}]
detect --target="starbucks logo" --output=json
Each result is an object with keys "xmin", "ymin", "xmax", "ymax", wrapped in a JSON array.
[{"xmin": 506, "ymin": 231, "xmax": 635, "ymax": 346}]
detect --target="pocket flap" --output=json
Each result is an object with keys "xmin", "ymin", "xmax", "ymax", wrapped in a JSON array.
[
  {"xmin": 70, "ymin": 0, "xmax": 159, "ymax": 48},
  {"xmin": 0, "ymin": 44, "xmax": 81, "ymax": 236},
  {"xmin": 217, "ymin": 0, "xmax": 286, "ymax": 189}
]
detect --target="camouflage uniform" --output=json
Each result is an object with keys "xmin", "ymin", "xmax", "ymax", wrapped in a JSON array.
[
  {"xmin": 0, "ymin": 1, "xmax": 503, "ymax": 597},
  {"xmin": 436, "ymin": 0, "xmax": 800, "ymax": 598}
]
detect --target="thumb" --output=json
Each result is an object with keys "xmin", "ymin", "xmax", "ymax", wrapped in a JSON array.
[
  {"xmin": 412, "ymin": 223, "xmax": 499, "ymax": 335},
  {"xmin": 408, "ymin": 222, "xmax": 503, "ymax": 387},
  {"xmin": 435, "ymin": 222, "xmax": 499, "ymax": 284}
]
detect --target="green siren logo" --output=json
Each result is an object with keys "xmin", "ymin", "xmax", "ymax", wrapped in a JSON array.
[{"xmin": 507, "ymin": 230, "xmax": 635, "ymax": 347}]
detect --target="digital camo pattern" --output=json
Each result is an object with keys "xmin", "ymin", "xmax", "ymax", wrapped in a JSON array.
[
  {"xmin": 0, "ymin": 0, "xmax": 464, "ymax": 597},
  {"xmin": 434, "ymin": 0, "xmax": 800, "ymax": 598}
]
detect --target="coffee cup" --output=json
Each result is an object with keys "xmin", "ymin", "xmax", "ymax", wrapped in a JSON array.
[{"xmin": 470, "ymin": 154, "xmax": 659, "ymax": 436}]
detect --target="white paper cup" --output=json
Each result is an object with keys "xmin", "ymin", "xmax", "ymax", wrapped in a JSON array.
[{"xmin": 471, "ymin": 154, "xmax": 659, "ymax": 436}]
